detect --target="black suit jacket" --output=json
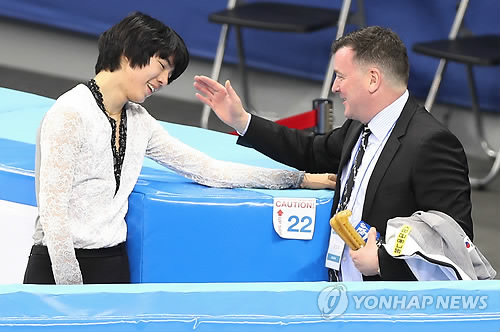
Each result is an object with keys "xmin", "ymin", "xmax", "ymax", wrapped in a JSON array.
[{"xmin": 238, "ymin": 96, "xmax": 473, "ymax": 281}]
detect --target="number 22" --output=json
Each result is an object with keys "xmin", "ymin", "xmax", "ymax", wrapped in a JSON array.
[{"xmin": 287, "ymin": 215, "xmax": 312, "ymax": 233}]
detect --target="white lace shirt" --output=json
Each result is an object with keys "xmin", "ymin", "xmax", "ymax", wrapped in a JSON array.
[{"xmin": 33, "ymin": 84, "xmax": 304, "ymax": 284}]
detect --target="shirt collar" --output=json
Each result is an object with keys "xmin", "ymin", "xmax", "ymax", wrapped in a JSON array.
[{"xmin": 367, "ymin": 89, "xmax": 408, "ymax": 142}]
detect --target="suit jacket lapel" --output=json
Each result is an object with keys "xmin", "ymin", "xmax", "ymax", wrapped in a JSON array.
[
  {"xmin": 339, "ymin": 122, "xmax": 364, "ymax": 172},
  {"xmin": 362, "ymin": 97, "xmax": 419, "ymax": 219},
  {"xmin": 332, "ymin": 121, "xmax": 364, "ymax": 212}
]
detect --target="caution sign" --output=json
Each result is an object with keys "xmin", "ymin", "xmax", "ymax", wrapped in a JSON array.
[{"xmin": 273, "ymin": 198, "xmax": 316, "ymax": 240}]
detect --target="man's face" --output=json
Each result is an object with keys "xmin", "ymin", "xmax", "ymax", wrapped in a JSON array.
[{"xmin": 331, "ymin": 47, "xmax": 370, "ymax": 123}]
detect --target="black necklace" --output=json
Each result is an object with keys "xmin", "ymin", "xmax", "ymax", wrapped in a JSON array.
[
  {"xmin": 85, "ymin": 79, "xmax": 107, "ymax": 115},
  {"xmin": 84, "ymin": 79, "xmax": 127, "ymax": 194}
]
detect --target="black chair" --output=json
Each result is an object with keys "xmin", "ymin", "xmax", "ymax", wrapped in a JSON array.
[
  {"xmin": 200, "ymin": 0, "xmax": 365, "ymax": 129},
  {"xmin": 412, "ymin": 0, "xmax": 500, "ymax": 188}
]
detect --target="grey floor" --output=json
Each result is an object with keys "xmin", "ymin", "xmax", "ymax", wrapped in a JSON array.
[{"xmin": 0, "ymin": 17, "xmax": 498, "ymax": 279}]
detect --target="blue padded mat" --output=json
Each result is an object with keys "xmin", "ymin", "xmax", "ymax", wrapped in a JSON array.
[
  {"xmin": 0, "ymin": 87, "xmax": 334, "ymax": 282},
  {"xmin": 1, "ymin": 281, "xmax": 499, "ymax": 332},
  {"xmin": 1, "ymin": 86, "xmax": 499, "ymax": 332}
]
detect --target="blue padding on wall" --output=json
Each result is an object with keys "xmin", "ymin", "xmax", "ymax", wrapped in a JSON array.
[
  {"xmin": 0, "ymin": 139, "xmax": 36, "ymax": 206},
  {"xmin": 0, "ymin": 1, "xmax": 499, "ymax": 111},
  {"xmin": 127, "ymin": 180, "xmax": 333, "ymax": 282},
  {"xmin": 1, "ymin": 281, "xmax": 499, "ymax": 331},
  {"xmin": 0, "ymin": 87, "xmax": 55, "ymax": 113},
  {"xmin": 1, "ymin": 77, "xmax": 499, "ymax": 332},
  {"xmin": 0, "ymin": 87, "xmax": 334, "ymax": 282}
]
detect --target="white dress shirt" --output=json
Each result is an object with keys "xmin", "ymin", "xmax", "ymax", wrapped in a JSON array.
[{"xmin": 338, "ymin": 90, "xmax": 409, "ymax": 281}]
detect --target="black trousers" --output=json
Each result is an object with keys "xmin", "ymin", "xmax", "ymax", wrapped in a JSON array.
[{"xmin": 23, "ymin": 242, "xmax": 130, "ymax": 284}]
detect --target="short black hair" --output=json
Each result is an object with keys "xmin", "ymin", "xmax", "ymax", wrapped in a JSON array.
[
  {"xmin": 332, "ymin": 26, "xmax": 409, "ymax": 86},
  {"xmin": 95, "ymin": 12, "xmax": 189, "ymax": 84}
]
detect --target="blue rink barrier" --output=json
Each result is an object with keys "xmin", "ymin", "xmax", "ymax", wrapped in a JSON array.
[
  {"xmin": 1, "ymin": 281, "xmax": 499, "ymax": 331},
  {"xmin": 1, "ymin": 89, "xmax": 499, "ymax": 331},
  {"xmin": 0, "ymin": 87, "xmax": 334, "ymax": 282}
]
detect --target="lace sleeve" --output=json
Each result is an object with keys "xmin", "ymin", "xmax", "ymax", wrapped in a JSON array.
[
  {"xmin": 145, "ymin": 119, "xmax": 304, "ymax": 189},
  {"xmin": 38, "ymin": 108, "xmax": 83, "ymax": 285}
]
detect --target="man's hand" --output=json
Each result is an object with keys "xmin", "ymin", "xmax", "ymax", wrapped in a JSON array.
[
  {"xmin": 194, "ymin": 75, "xmax": 249, "ymax": 133},
  {"xmin": 349, "ymin": 227, "xmax": 380, "ymax": 276},
  {"xmin": 300, "ymin": 173, "xmax": 337, "ymax": 189}
]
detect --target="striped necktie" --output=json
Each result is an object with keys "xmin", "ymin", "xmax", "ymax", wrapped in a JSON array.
[{"xmin": 338, "ymin": 125, "xmax": 371, "ymax": 211}]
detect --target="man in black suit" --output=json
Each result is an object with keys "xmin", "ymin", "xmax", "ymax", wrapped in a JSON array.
[{"xmin": 194, "ymin": 26, "xmax": 473, "ymax": 281}]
